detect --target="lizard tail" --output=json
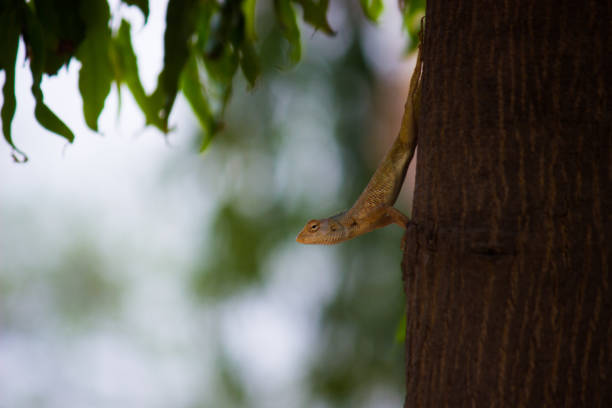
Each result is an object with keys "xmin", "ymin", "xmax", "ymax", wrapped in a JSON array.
[
  {"xmin": 408, "ymin": 38, "xmax": 423, "ymax": 108},
  {"xmin": 398, "ymin": 32, "xmax": 423, "ymax": 145},
  {"xmin": 344, "ymin": 28, "xmax": 424, "ymax": 215}
]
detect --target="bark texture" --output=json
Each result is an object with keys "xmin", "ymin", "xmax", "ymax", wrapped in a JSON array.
[{"xmin": 403, "ymin": 0, "xmax": 611, "ymax": 406}]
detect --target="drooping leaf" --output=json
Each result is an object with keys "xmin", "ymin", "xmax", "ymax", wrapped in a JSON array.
[
  {"xmin": 273, "ymin": 0, "xmax": 301, "ymax": 65},
  {"xmin": 23, "ymin": 5, "xmax": 75, "ymax": 143},
  {"xmin": 201, "ymin": 47, "xmax": 237, "ymax": 123},
  {"xmin": 180, "ymin": 53, "xmax": 216, "ymax": 151},
  {"xmin": 194, "ymin": 0, "xmax": 218, "ymax": 58},
  {"xmin": 201, "ymin": 0, "xmax": 260, "ymax": 88},
  {"xmin": 32, "ymin": 96, "xmax": 75, "ymax": 142},
  {"xmin": 76, "ymin": 0, "xmax": 113, "ymax": 131},
  {"xmin": 120, "ymin": 0, "xmax": 149, "ymax": 22},
  {"xmin": 241, "ymin": 0, "xmax": 257, "ymax": 41},
  {"xmin": 32, "ymin": 0, "xmax": 87, "ymax": 75},
  {"xmin": 203, "ymin": 46, "xmax": 239, "ymax": 86},
  {"xmin": 0, "ymin": 3, "xmax": 27, "ymax": 161},
  {"xmin": 294, "ymin": 0, "xmax": 335, "ymax": 35},
  {"xmin": 359, "ymin": 0, "xmax": 384, "ymax": 22},
  {"xmin": 151, "ymin": 0, "xmax": 199, "ymax": 131},
  {"xmin": 239, "ymin": 40, "xmax": 260, "ymax": 88},
  {"xmin": 111, "ymin": 20, "xmax": 164, "ymax": 129},
  {"xmin": 237, "ymin": 0, "xmax": 262, "ymax": 87},
  {"xmin": 203, "ymin": 0, "xmax": 243, "ymax": 60}
]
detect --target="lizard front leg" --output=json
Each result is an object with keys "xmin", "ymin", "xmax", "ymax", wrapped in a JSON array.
[
  {"xmin": 384, "ymin": 207, "xmax": 410, "ymax": 250},
  {"xmin": 386, "ymin": 206, "xmax": 410, "ymax": 228}
]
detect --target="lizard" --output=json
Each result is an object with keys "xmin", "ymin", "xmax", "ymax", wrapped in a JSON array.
[{"xmin": 296, "ymin": 37, "xmax": 422, "ymax": 246}]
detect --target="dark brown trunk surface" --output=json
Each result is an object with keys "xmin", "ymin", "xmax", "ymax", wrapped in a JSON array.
[{"xmin": 403, "ymin": 1, "xmax": 611, "ymax": 406}]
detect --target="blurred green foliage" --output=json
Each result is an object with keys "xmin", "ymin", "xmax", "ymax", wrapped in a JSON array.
[
  {"xmin": 0, "ymin": 0, "xmax": 424, "ymax": 161},
  {"xmin": 50, "ymin": 242, "xmax": 122, "ymax": 324},
  {"xmin": 1, "ymin": 0, "xmax": 425, "ymax": 406},
  {"xmin": 185, "ymin": 7, "xmax": 409, "ymax": 405},
  {"xmin": 401, "ymin": 0, "xmax": 426, "ymax": 50},
  {"xmin": 0, "ymin": 211, "xmax": 121, "ymax": 331}
]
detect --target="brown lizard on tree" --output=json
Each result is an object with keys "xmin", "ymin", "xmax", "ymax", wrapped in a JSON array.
[{"xmin": 296, "ymin": 39, "xmax": 422, "ymax": 245}]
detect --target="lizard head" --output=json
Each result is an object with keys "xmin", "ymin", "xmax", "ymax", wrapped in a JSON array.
[{"xmin": 296, "ymin": 218, "xmax": 345, "ymax": 244}]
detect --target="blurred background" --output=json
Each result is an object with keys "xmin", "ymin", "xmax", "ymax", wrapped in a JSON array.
[{"xmin": 0, "ymin": 0, "xmax": 418, "ymax": 406}]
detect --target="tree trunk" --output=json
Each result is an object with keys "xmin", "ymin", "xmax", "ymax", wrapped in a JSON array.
[{"xmin": 402, "ymin": 0, "xmax": 611, "ymax": 406}]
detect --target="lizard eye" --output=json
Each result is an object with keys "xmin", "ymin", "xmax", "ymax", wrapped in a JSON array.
[{"xmin": 309, "ymin": 223, "xmax": 319, "ymax": 232}]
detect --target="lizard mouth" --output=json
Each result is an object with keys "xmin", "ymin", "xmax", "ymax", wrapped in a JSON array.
[
  {"xmin": 296, "ymin": 229, "xmax": 343, "ymax": 245},
  {"xmin": 296, "ymin": 230, "xmax": 314, "ymax": 244}
]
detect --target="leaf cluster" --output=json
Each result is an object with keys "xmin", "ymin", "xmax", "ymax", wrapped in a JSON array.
[{"xmin": 1, "ymin": 0, "xmax": 424, "ymax": 161}]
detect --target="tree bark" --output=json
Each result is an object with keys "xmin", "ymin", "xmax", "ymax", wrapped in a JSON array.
[{"xmin": 403, "ymin": 0, "xmax": 611, "ymax": 406}]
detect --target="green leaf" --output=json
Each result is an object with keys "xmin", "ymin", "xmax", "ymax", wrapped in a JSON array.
[
  {"xmin": 194, "ymin": 0, "xmax": 216, "ymax": 53},
  {"xmin": 203, "ymin": 46, "xmax": 239, "ymax": 86},
  {"xmin": 76, "ymin": 0, "xmax": 113, "ymax": 131},
  {"xmin": 0, "ymin": 4, "xmax": 27, "ymax": 161},
  {"xmin": 32, "ymin": 0, "xmax": 87, "ymax": 75},
  {"xmin": 239, "ymin": 40, "xmax": 260, "ymax": 88},
  {"xmin": 111, "ymin": 20, "xmax": 164, "ymax": 129},
  {"xmin": 120, "ymin": 0, "xmax": 150, "ymax": 22},
  {"xmin": 294, "ymin": 0, "xmax": 335, "ymax": 35},
  {"xmin": 241, "ymin": 0, "xmax": 257, "ymax": 41},
  {"xmin": 24, "ymin": 5, "xmax": 75, "ymax": 143},
  {"xmin": 180, "ymin": 53, "xmax": 216, "ymax": 151},
  {"xmin": 202, "ymin": 0, "xmax": 243, "ymax": 60},
  {"xmin": 23, "ymin": 5, "xmax": 45, "ymax": 77},
  {"xmin": 201, "ymin": 47, "xmax": 236, "ymax": 125},
  {"xmin": 33, "ymin": 97, "xmax": 75, "ymax": 143},
  {"xmin": 359, "ymin": 0, "xmax": 384, "ymax": 22},
  {"xmin": 274, "ymin": 0, "xmax": 301, "ymax": 65},
  {"xmin": 152, "ymin": 0, "xmax": 199, "ymax": 131}
]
